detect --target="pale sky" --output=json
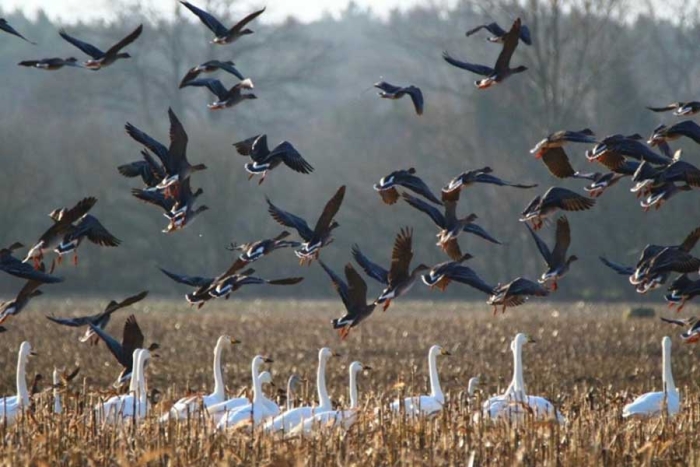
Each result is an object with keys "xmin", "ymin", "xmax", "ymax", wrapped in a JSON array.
[{"xmin": 1, "ymin": 0, "xmax": 454, "ymax": 24}]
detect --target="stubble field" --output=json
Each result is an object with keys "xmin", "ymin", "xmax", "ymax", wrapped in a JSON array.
[{"xmin": 1, "ymin": 299, "xmax": 699, "ymax": 466}]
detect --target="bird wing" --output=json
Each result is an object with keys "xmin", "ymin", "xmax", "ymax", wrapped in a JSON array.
[
  {"xmin": 519, "ymin": 25, "xmax": 533, "ymax": 45},
  {"xmin": 125, "ymin": 122, "xmax": 174, "ymax": 174},
  {"xmin": 595, "ymin": 152, "xmax": 627, "ymax": 171},
  {"xmin": 403, "ymin": 86, "xmax": 424, "ymax": 116},
  {"xmin": 388, "ymin": 227, "xmax": 414, "ymax": 283},
  {"xmin": 402, "ymin": 192, "xmax": 446, "ymax": 228},
  {"xmin": 462, "ymin": 223, "xmax": 502, "ymax": 244},
  {"xmin": 250, "ymin": 134, "xmax": 271, "ymax": 162},
  {"xmin": 351, "ymin": 244, "xmax": 389, "ymax": 284},
  {"xmin": 647, "ymin": 103, "xmax": 680, "ymax": 113},
  {"xmin": 72, "ymin": 215, "xmax": 121, "ymax": 247},
  {"xmin": 179, "ymin": 66, "xmax": 201, "ymax": 88},
  {"xmin": 88, "ymin": 322, "xmax": 128, "ymax": 367},
  {"xmin": 442, "ymin": 51, "xmax": 494, "ymax": 76},
  {"xmin": 466, "ymin": 22, "xmax": 505, "ymax": 37},
  {"xmin": 442, "ymin": 238, "xmax": 464, "ymax": 261},
  {"xmin": 510, "ymin": 277, "xmax": 549, "ymax": 296},
  {"xmin": 159, "ymin": 267, "xmax": 215, "ymax": 288},
  {"xmin": 58, "ymin": 197, "xmax": 97, "ymax": 225},
  {"xmin": 472, "ymin": 172, "xmax": 537, "ymax": 188},
  {"xmin": 229, "ymin": 7, "xmax": 266, "ymax": 33},
  {"xmin": 105, "ymin": 290, "xmax": 149, "ymax": 314},
  {"xmin": 312, "ymin": 186, "xmax": 346, "ymax": 238},
  {"xmin": 1, "ymin": 256, "xmax": 63, "ymax": 283},
  {"xmin": 0, "ymin": 20, "xmax": 35, "ymax": 44},
  {"xmin": 525, "ymin": 223, "xmax": 552, "ymax": 265},
  {"xmin": 222, "ymin": 258, "xmax": 248, "ymax": 278},
  {"xmin": 660, "ymin": 316, "xmax": 690, "ymax": 327},
  {"xmin": 374, "ymin": 81, "xmax": 402, "ymax": 94},
  {"xmin": 181, "ymin": 78, "xmax": 228, "ymax": 100},
  {"xmin": 673, "ymin": 120, "xmax": 700, "ymax": 144},
  {"xmin": 397, "ymin": 173, "xmax": 442, "ymax": 205},
  {"xmin": 167, "ymin": 108, "xmax": 189, "ymax": 170},
  {"xmin": 494, "ymin": 18, "xmax": 522, "ymax": 73},
  {"xmin": 218, "ymin": 61, "xmax": 245, "ymax": 80},
  {"xmin": 45, "ymin": 315, "xmax": 90, "ymax": 327},
  {"xmin": 344, "ymin": 263, "xmax": 369, "ymax": 307},
  {"xmin": 680, "ymin": 226, "xmax": 700, "ymax": 253},
  {"xmin": 550, "ymin": 216, "xmax": 571, "ymax": 266},
  {"xmin": 180, "ymin": 1, "xmax": 229, "ymax": 36},
  {"xmin": 541, "ymin": 147, "xmax": 576, "ymax": 178},
  {"xmin": 103, "ymin": 24, "xmax": 143, "ymax": 58},
  {"xmin": 58, "ymin": 29, "xmax": 104, "ymax": 58},
  {"xmin": 117, "ymin": 160, "xmax": 150, "ymax": 179},
  {"xmin": 131, "ymin": 188, "xmax": 174, "ymax": 212},
  {"xmin": 266, "ymin": 198, "xmax": 314, "ymax": 241},
  {"xmin": 273, "ymin": 142, "xmax": 314, "ymax": 174},
  {"xmin": 120, "ymin": 315, "xmax": 145, "ymax": 363},
  {"xmin": 599, "ymin": 256, "xmax": 634, "ymax": 275},
  {"xmin": 545, "ymin": 187, "xmax": 595, "ymax": 211},
  {"xmin": 448, "ymin": 265, "xmax": 495, "ymax": 294},
  {"xmin": 319, "ymin": 261, "xmax": 350, "ymax": 308},
  {"xmin": 233, "ymin": 134, "xmax": 262, "ymax": 157}
]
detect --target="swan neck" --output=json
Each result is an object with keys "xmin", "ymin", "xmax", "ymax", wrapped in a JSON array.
[
  {"xmin": 251, "ymin": 359, "xmax": 263, "ymax": 403},
  {"xmin": 318, "ymin": 355, "xmax": 331, "ymax": 409},
  {"xmin": 286, "ymin": 380, "xmax": 294, "ymax": 411},
  {"xmin": 16, "ymin": 350, "xmax": 28, "ymax": 407},
  {"xmin": 128, "ymin": 350, "xmax": 140, "ymax": 393},
  {"xmin": 53, "ymin": 373, "xmax": 62, "ymax": 414},
  {"xmin": 213, "ymin": 340, "xmax": 225, "ymax": 398},
  {"xmin": 512, "ymin": 340, "xmax": 526, "ymax": 398},
  {"xmin": 349, "ymin": 369, "xmax": 359, "ymax": 409},
  {"xmin": 663, "ymin": 341, "xmax": 676, "ymax": 392},
  {"xmin": 137, "ymin": 351, "xmax": 147, "ymax": 403},
  {"xmin": 428, "ymin": 349, "xmax": 443, "ymax": 400}
]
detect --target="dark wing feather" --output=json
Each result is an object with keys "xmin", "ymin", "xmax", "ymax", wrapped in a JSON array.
[
  {"xmin": 218, "ymin": 61, "xmax": 245, "ymax": 80},
  {"xmin": 319, "ymin": 261, "xmax": 350, "ymax": 308},
  {"xmin": 388, "ymin": 227, "xmax": 413, "ymax": 283},
  {"xmin": 448, "ymin": 265, "xmax": 495, "ymax": 294},
  {"xmin": 541, "ymin": 147, "xmax": 576, "ymax": 178},
  {"xmin": 344, "ymin": 263, "xmax": 369, "ymax": 307},
  {"xmin": 397, "ymin": 174, "xmax": 442, "ymax": 204},
  {"xmin": 181, "ymin": 78, "xmax": 228, "ymax": 100},
  {"xmin": 103, "ymin": 24, "xmax": 142, "ymax": 58},
  {"xmin": 599, "ymin": 256, "xmax": 634, "ymax": 275},
  {"xmin": 180, "ymin": 1, "xmax": 228, "ymax": 36},
  {"xmin": 403, "ymin": 86, "xmax": 424, "ymax": 115},
  {"xmin": 374, "ymin": 81, "xmax": 402, "ymax": 94},
  {"xmin": 73, "ymin": 215, "xmax": 121, "ymax": 247},
  {"xmin": 266, "ymin": 198, "xmax": 314, "ymax": 241},
  {"xmin": 233, "ymin": 135, "xmax": 262, "ymax": 156},
  {"xmin": 463, "ymin": 223, "xmax": 502, "ymax": 244},
  {"xmin": 88, "ymin": 323, "xmax": 129, "ymax": 367},
  {"xmin": 105, "ymin": 290, "xmax": 148, "ymax": 314},
  {"xmin": 58, "ymin": 29, "xmax": 104, "ymax": 58},
  {"xmin": 179, "ymin": 67, "xmax": 201, "ymax": 88},
  {"xmin": 125, "ymin": 123, "xmax": 174, "ymax": 173},
  {"xmin": 159, "ymin": 267, "xmax": 215, "ymax": 287},
  {"xmin": 647, "ymin": 103, "xmax": 679, "ymax": 113},
  {"xmin": 229, "ymin": 7, "xmax": 266, "ymax": 33},
  {"xmin": 273, "ymin": 142, "xmax": 314, "ymax": 174},
  {"xmin": 131, "ymin": 188, "xmax": 174, "ymax": 211},
  {"xmin": 0, "ymin": 256, "xmax": 63, "ymax": 283},
  {"xmin": 312, "ymin": 186, "xmax": 346, "ymax": 238},
  {"xmin": 525, "ymin": 223, "xmax": 552, "ymax": 265},
  {"xmin": 442, "ymin": 51, "xmax": 494, "ymax": 76},
  {"xmin": 680, "ymin": 226, "xmax": 700, "ymax": 253},
  {"xmin": 120, "ymin": 315, "xmax": 145, "ymax": 362},
  {"xmin": 466, "ymin": 22, "xmax": 505, "ymax": 37},
  {"xmin": 60, "ymin": 197, "xmax": 97, "ymax": 224},
  {"xmin": 402, "ymin": 192, "xmax": 446, "ymax": 228},
  {"xmin": 45, "ymin": 315, "xmax": 90, "ymax": 327},
  {"xmin": 472, "ymin": 172, "xmax": 537, "ymax": 188},
  {"xmin": 550, "ymin": 216, "xmax": 571, "ymax": 266},
  {"xmin": 351, "ymin": 244, "xmax": 389, "ymax": 284},
  {"xmin": 167, "ymin": 108, "xmax": 189, "ymax": 170}
]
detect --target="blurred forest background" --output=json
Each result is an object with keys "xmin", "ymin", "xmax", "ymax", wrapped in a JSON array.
[{"xmin": 1, "ymin": 0, "xmax": 699, "ymax": 302}]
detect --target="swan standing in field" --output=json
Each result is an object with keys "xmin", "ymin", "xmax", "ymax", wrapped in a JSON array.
[
  {"xmin": 207, "ymin": 365, "xmax": 275, "ymax": 424},
  {"xmin": 291, "ymin": 361, "xmax": 370, "ymax": 435},
  {"xmin": 161, "ymin": 335, "xmax": 240, "ymax": 421},
  {"xmin": 216, "ymin": 355, "xmax": 274, "ymax": 429},
  {"xmin": 390, "ymin": 345, "xmax": 450, "ymax": 417},
  {"xmin": 96, "ymin": 349, "xmax": 141, "ymax": 423},
  {"xmin": 122, "ymin": 349, "xmax": 152, "ymax": 421},
  {"xmin": 623, "ymin": 336, "xmax": 680, "ymax": 419},
  {"xmin": 0, "ymin": 341, "xmax": 35, "ymax": 424},
  {"xmin": 263, "ymin": 348, "xmax": 339, "ymax": 433}
]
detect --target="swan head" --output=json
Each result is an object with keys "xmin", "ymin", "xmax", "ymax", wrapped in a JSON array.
[
  {"xmin": 319, "ymin": 347, "xmax": 341, "ymax": 362},
  {"xmin": 252, "ymin": 355, "xmax": 274, "ymax": 369},
  {"xmin": 258, "ymin": 371, "xmax": 274, "ymax": 387},
  {"xmin": 217, "ymin": 335, "xmax": 242, "ymax": 349},
  {"xmin": 430, "ymin": 344, "xmax": 451, "ymax": 357},
  {"xmin": 662, "ymin": 335, "xmax": 672, "ymax": 353},
  {"xmin": 349, "ymin": 361, "xmax": 371, "ymax": 374},
  {"xmin": 513, "ymin": 333, "xmax": 536, "ymax": 347},
  {"xmin": 53, "ymin": 367, "xmax": 60, "ymax": 386},
  {"xmin": 19, "ymin": 341, "xmax": 37, "ymax": 361},
  {"xmin": 467, "ymin": 376, "xmax": 480, "ymax": 396}
]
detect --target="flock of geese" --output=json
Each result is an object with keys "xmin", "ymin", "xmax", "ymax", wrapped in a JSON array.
[{"xmin": 0, "ymin": 6, "xmax": 697, "ymax": 429}]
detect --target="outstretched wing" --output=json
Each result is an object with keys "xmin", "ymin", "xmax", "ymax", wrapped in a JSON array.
[
  {"xmin": 58, "ymin": 29, "xmax": 104, "ymax": 58},
  {"xmin": 57, "ymin": 197, "xmax": 97, "ymax": 224},
  {"xmin": 312, "ymin": 186, "xmax": 346, "ymax": 238},
  {"xmin": 442, "ymin": 51, "xmax": 494, "ymax": 76},
  {"xmin": 229, "ymin": 7, "xmax": 266, "ymax": 33},
  {"xmin": 103, "ymin": 24, "xmax": 143, "ymax": 57},
  {"xmin": 525, "ymin": 223, "xmax": 552, "ymax": 266},
  {"xmin": 266, "ymin": 198, "xmax": 314, "ymax": 241},
  {"xmin": 374, "ymin": 81, "xmax": 402, "ymax": 94},
  {"xmin": 494, "ymin": 18, "xmax": 522, "ymax": 73},
  {"xmin": 472, "ymin": 172, "xmax": 537, "ymax": 188},
  {"xmin": 159, "ymin": 267, "xmax": 215, "ymax": 288},
  {"xmin": 345, "ymin": 264, "xmax": 369, "ymax": 308},
  {"xmin": 448, "ymin": 265, "xmax": 495, "ymax": 294},
  {"xmin": 167, "ymin": 108, "xmax": 189, "ymax": 170},
  {"xmin": 72, "ymin": 215, "xmax": 121, "ymax": 247},
  {"xmin": 125, "ymin": 122, "xmax": 174, "ymax": 173},
  {"xmin": 319, "ymin": 261, "xmax": 350, "ymax": 308},
  {"xmin": 389, "ymin": 227, "xmax": 414, "ymax": 283},
  {"xmin": 233, "ymin": 134, "xmax": 263, "ymax": 157},
  {"xmin": 181, "ymin": 78, "xmax": 228, "ymax": 100},
  {"xmin": 466, "ymin": 22, "xmax": 505, "ymax": 37},
  {"xmin": 541, "ymin": 147, "xmax": 576, "ymax": 178},
  {"xmin": 273, "ymin": 142, "xmax": 314, "ymax": 174},
  {"xmin": 599, "ymin": 256, "xmax": 634, "ymax": 275},
  {"xmin": 402, "ymin": 192, "xmax": 446, "ymax": 228},
  {"xmin": 88, "ymin": 323, "xmax": 129, "ymax": 367},
  {"xmin": 351, "ymin": 244, "xmax": 389, "ymax": 284},
  {"xmin": 180, "ymin": 1, "xmax": 229, "ymax": 36},
  {"xmin": 550, "ymin": 216, "xmax": 571, "ymax": 266},
  {"xmin": 105, "ymin": 290, "xmax": 149, "ymax": 314},
  {"xmin": 403, "ymin": 86, "xmax": 424, "ymax": 115},
  {"xmin": 120, "ymin": 315, "xmax": 145, "ymax": 363}
]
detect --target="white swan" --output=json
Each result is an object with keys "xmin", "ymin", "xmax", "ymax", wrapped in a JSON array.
[
  {"xmin": 216, "ymin": 355, "xmax": 275, "ymax": 429},
  {"xmin": 258, "ymin": 371, "xmax": 280, "ymax": 417},
  {"xmin": 161, "ymin": 335, "xmax": 240, "ymax": 421},
  {"xmin": 263, "ymin": 347, "xmax": 338, "ymax": 433},
  {"xmin": 96, "ymin": 349, "xmax": 142, "ymax": 423},
  {"xmin": 124, "ymin": 348, "xmax": 152, "ymax": 421},
  {"xmin": 467, "ymin": 376, "xmax": 480, "ymax": 398},
  {"xmin": 207, "ymin": 366, "xmax": 275, "ymax": 424},
  {"xmin": 483, "ymin": 334, "xmax": 565, "ymax": 423},
  {"xmin": 389, "ymin": 345, "xmax": 450, "ymax": 417},
  {"xmin": 291, "ymin": 361, "xmax": 369, "ymax": 435},
  {"xmin": 53, "ymin": 367, "xmax": 62, "ymax": 414},
  {"xmin": 0, "ymin": 341, "xmax": 34, "ymax": 424},
  {"xmin": 623, "ymin": 336, "xmax": 680, "ymax": 418},
  {"xmin": 284, "ymin": 375, "xmax": 303, "ymax": 412}
]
